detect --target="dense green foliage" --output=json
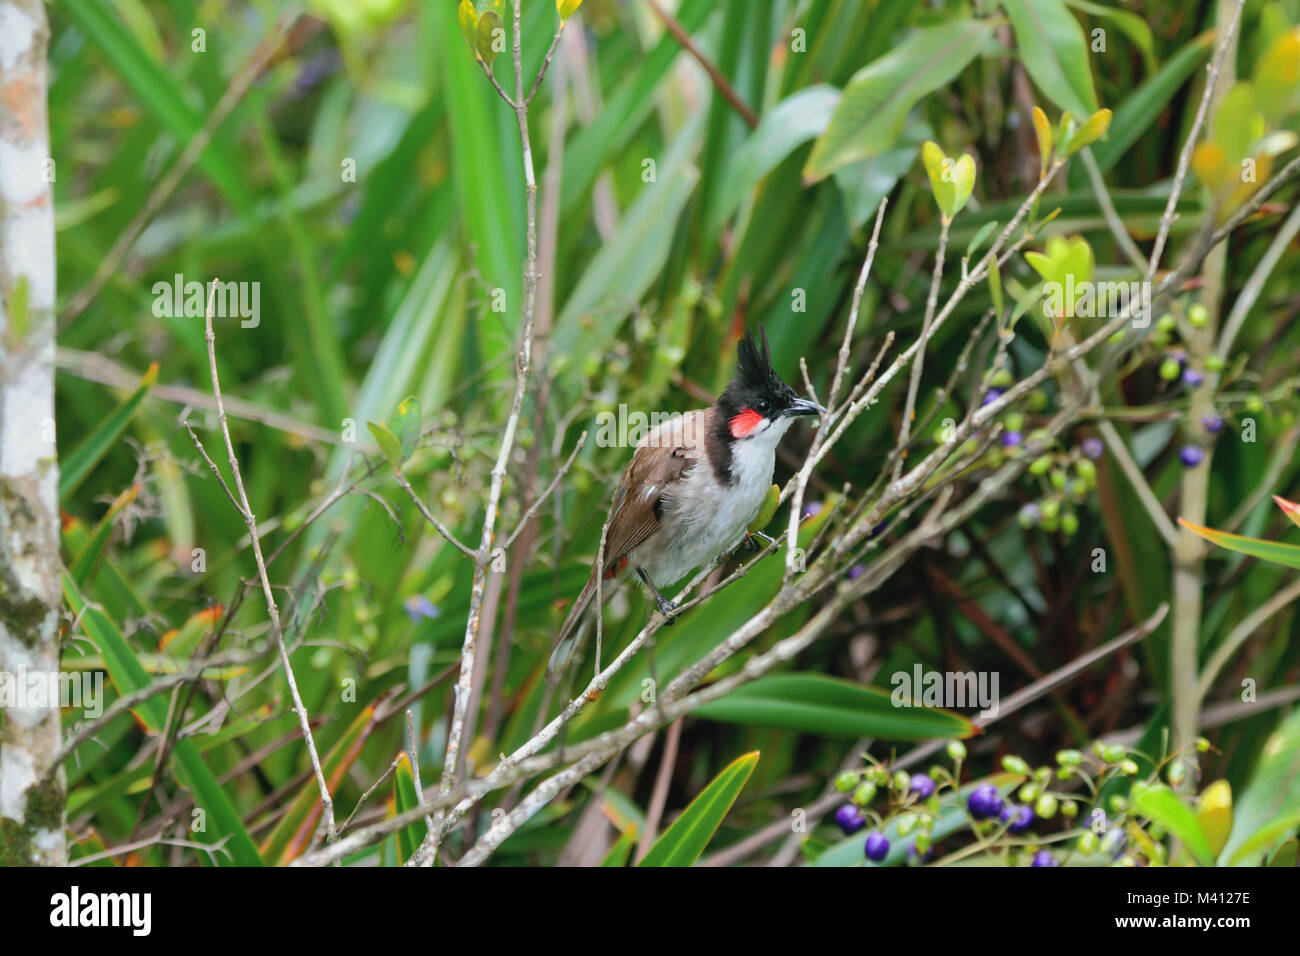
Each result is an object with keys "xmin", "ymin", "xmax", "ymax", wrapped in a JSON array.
[{"xmin": 47, "ymin": 0, "xmax": 1300, "ymax": 866}]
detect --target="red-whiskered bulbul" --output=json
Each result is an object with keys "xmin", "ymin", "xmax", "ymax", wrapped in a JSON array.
[{"xmin": 548, "ymin": 327, "xmax": 822, "ymax": 674}]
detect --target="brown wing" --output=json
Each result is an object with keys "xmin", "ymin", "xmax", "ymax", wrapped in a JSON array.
[
  {"xmin": 600, "ymin": 440, "xmax": 693, "ymax": 573},
  {"xmin": 552, "ymin": 415, "xmax": 705, "ymax": 657}
]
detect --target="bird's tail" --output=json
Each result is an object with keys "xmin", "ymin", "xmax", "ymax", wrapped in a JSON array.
[{"xmin": 546, "ymin": 574, "xmax": 600, "ymax": 677}]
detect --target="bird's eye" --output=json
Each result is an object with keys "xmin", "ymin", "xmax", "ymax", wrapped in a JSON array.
[{"xmin": 754, "ymin": 400, "xmax": 769, "ymax": 414}]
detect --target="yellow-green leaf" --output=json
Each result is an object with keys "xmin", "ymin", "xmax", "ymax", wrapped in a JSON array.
[
  {"xmin": 638, "ymin": 752, "xmax": 759, "ymax": 866},
  {"xmin": 747, "ymin": 484, "xmax": 780, "ymax": 536},
  {"xmin": 368, "ymin": 421, "xmax": 403, "ymax": 468},
  {"xmin": 457, "ymin": 0, "xmax": 478, "ymax": 48},
  {"xmin": 558, "ymin": 0, "xmax": 584, "ymax": 20},
  {"xmin": 477, "ymin": 9, "xmax": 503, "ymax": 66},
  {"xmin": 1032, "ymin": 105, "xmax": 1053, "ymax": 176},
  {"xmin": 1196, "ymin": 780, "xmax": 1233, "ymax": 858},
  {"xmin": 1065, "ymin": 108, "xmax": 1112, "ymax": 155}
]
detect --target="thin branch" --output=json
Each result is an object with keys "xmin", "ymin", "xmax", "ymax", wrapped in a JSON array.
[
  {"xmin": 1145, "ymin": 0, "xmax": 1246, "ymax": 282},
  {"xmin": 644, "ymin": 0, "xmax": 759, "ymax": 129},
  {"xmin": 198, "ymin": 278, "xmax": 336, "ymax": 846}
]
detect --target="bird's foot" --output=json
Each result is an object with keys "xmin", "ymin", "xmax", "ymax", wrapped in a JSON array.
[
  {"xmin": 654, "ymin": 596, "xmax": 679, "ymax": 623},
  {"xmin": 744, "ymin": 530, "xmax": 775, "ymax": 552}
]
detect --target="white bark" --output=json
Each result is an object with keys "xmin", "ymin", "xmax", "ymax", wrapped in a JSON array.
[{"xmin": 0, "ymin": 0, "xmax": 65, "ymax": 866}]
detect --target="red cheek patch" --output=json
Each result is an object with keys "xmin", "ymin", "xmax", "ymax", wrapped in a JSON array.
[{"xmin": 729, "ymin": 408, "xmax": 763, "ymax": 438}]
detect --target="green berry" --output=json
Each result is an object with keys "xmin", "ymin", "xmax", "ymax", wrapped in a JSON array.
[
  {"xmin": 1035, "ymin": 794, "xmax": 1058, "ymax": 819},
  {"xmin": 1056, "ymin": 749, "xmax": 1083, "ymax": 766},
  {"xmin": 1159, "ymin": 357, "xmax": 1181, "ymax": 380},
  {"xmin": 1078, "ymin": 831, "xmax": 1099, "ymax": 855},
  {"xmin": 853, "ymin": 782, "xmax": 877, "ymax": 806},
  {"xmin": 835, "ymin": 771, "xmax": 859, "ymax": 793},
  {"xmin": 1002, "ymin": 755, "xmax": 1030, "ymax": 776},
  {"xmin": 1204, "ymin": 355, "xmax": 1225, "ymax": 372},
  {"xmin": 1029, "ymin": 455, "xmax": 1053, "ymax": 476},
  {"xmin": 1075, "ymin": 459, "xmax": 1097, "ymax": 485},
  {"xmin": 1018, "ymin": 783, "xmax": 1041, "ymax": 803},
  {"xmin": 893, "ymin": 771, "xmax": 911, "ymax": 792},
  {"xmin": 1039, "ymin": 498, "xmax": 1060, "ymax": 521},
  {"xmin": 1061, "ymin": 799, "xmax": 1078, "ymax": 818},
  {"xmin": 1188, "ymin": 303, "xmax": 1208, "ymax": 327},
  {"xmin": 1195, "ymin": 737, "xmax": 1211, "ymax": 753},
  {"xmin": 1050, "ymin": 469, "xmax": 1067, "ymax": 490},
  {"xmin": 946, "ymin": 741, "xmax": 967, "ymax": 762},
  {"xmin": 1103, "ymin": 744, "xmax": 1127, "ymax": 763},
  {"xmin": 1061, "ymin": 512, "xmax": 1079, "ymax": 536},
  {"xmin": 1157, "ymin": 314, "xmax": 1177, "ymax": 333}
]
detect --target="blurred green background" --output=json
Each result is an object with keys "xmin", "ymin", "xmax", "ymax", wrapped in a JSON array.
[{"xmin": 49, "ymin": 0, "xmax": 1300, "ymax": 866}]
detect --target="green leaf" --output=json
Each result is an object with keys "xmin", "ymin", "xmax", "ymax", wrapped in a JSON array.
[
  {"xmin": 476, "ymin": 10, "xmax": 503, "ymax": 65},
  {"xmin": 1002, "ymin": 0, "xmax": 1100, "ymax": 117},
  {"xmin": 638, "ymin": 752, "xmax": 759, "ymax": 866},
  {"xmin": 1065, "ymin": 108, "xmax": 1112, "ymax": 155},
  {"xmin": 63, "ymin": 574, "xmax": 263, "ymax": 866},
  {"xmin": 393, "ymin": 753, "xmax": 429, "ymax": 865},
  {"xmin": 712, "ymin": 85, "xmax": 841, "ymax": 235},
  {"xmin": 1133, "ymin": 783, "xmax": 1214, "ymax": 865},
  {"xmin": 804, "ymin": 19, "xmax": 996, "ymax": 182},
  {"xmin": 1178, "ymin": 518, "xmax": 1300, "ymax": 571},
  {"xmin": 1074, "ymin": 32, "xmax": 1212, "ymax": 186},
  {"xmin": 58, "ymin": 0, "xmax": 255, "ymax": 214},
  {"xmin": 599, "ymin": 826, "xmax": 638, "ymax": 867},
  {"xmin": 390, "ymin": 396, "xmax": 422, "ymax": 463},
  {"xmin": 60, "ymin": 362, "xmax": 157, "ymax": 501},
  {"xmin": 457, "ymin": 0, "xmax": 478, "ymax": 47},
  {"xmin": 1064, "ymin": 0, "xmax": 1156, "ymax": 73},
  {"xmin": 695, "ymin": 674, "xmax": 974, "ymax": 740},
  {"xmin": 69, "ymin": 484, "xmax": 141, "ymax": 586},
  {"xmin": 259, "ymin": 704, "xmax": 382, "ymax": 865},
  {"xmin": 1269, "ymin": 838, "xmax": 1298, "ymax": 867},
  {"xmin": 368, "ymin": 421, "xmax": 404, "ymax": 469},
  {"xmin": 1223, "ymin": 706, "xmax": 1300, "ymax": 864}
]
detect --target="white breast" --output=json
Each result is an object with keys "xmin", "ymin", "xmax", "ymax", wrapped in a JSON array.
[{"xmin": 630, "ymin": 416, "xmax": 791, "ymax": 588}]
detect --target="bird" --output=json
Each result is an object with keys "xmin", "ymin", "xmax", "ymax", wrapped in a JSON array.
[{"xmin": 547, "ymin": 327, "xmax": 822, "ymax": 675}]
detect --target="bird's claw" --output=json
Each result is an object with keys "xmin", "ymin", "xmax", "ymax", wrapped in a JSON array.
[{"xmin": 654, "ymin": 597, "xmax": 679, "ymax": 623}]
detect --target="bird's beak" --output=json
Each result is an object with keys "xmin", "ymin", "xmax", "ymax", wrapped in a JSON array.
[{"xmin": 784, "ymin": 397, "xmax": 825, "ymax": 418}]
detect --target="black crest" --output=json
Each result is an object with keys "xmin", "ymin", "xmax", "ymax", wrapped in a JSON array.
[{"xmin": 734, "ymin": 326, "xmax": 787, "ymax": 396}]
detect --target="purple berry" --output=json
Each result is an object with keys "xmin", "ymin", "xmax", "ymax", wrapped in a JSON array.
[
  {"xmin": 864, "ymin": 832, "xmax": 890, "ymax": 862},
  {"xmin": 1001, "ymin": 804, "xmax": 1035, "ymax": 834},
  {"xmin": 968, "ymin": 784, "xmax": 1004, "ymax": 820},
  {"xmin": 802, "ymin": 501, "xmax": 823, "ymax": 519},
  {"xmin": 1031, "ymin": 849, "xmax": 1057, "ymax": 867},
  {"xmin": 909, "ymin": 774, "xmax": 937, "ymax": 800},
  {"xmin": 1081, "ymin": 437, "xmax": 1104, "ymax": 460},
  {"xmin": 1002, "ymin": 430, "xmax": 1023, "ymax": 447},
  {"xmin": 1202, "ymin": 414, "xmax": 1223, "ymax": 434},
  {"xmin": 1180, "ymin": 443, "xmax": 1205, "ymax": 468},
  {"xmin": 1182, "ymin": 368, "xmax": 1204, "ymax": 388},
  {"xmin": 982, "ymin": 387, "xmax": 1005, "ymax": 407},
  {"xmin": 834, "ymin": 804, "xmax": 867, "ymax": 835},
  {"xmin": 848, "ymin": 563, "xmax": 866, "ymax": 580}
]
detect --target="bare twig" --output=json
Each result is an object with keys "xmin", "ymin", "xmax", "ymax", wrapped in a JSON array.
[{"xmin": 196, "ymin": 279, "xmax": 336, "ymax": 846}]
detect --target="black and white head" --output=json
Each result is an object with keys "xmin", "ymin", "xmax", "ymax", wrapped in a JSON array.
[{"xmin": 716, "ymin": 327, "xmax": 822, "ymax": 448}]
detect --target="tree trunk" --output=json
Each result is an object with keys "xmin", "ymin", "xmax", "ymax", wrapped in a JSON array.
[{"xmin": 0, "ymin": 0, "xmax": 66, "ymax": 866}]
